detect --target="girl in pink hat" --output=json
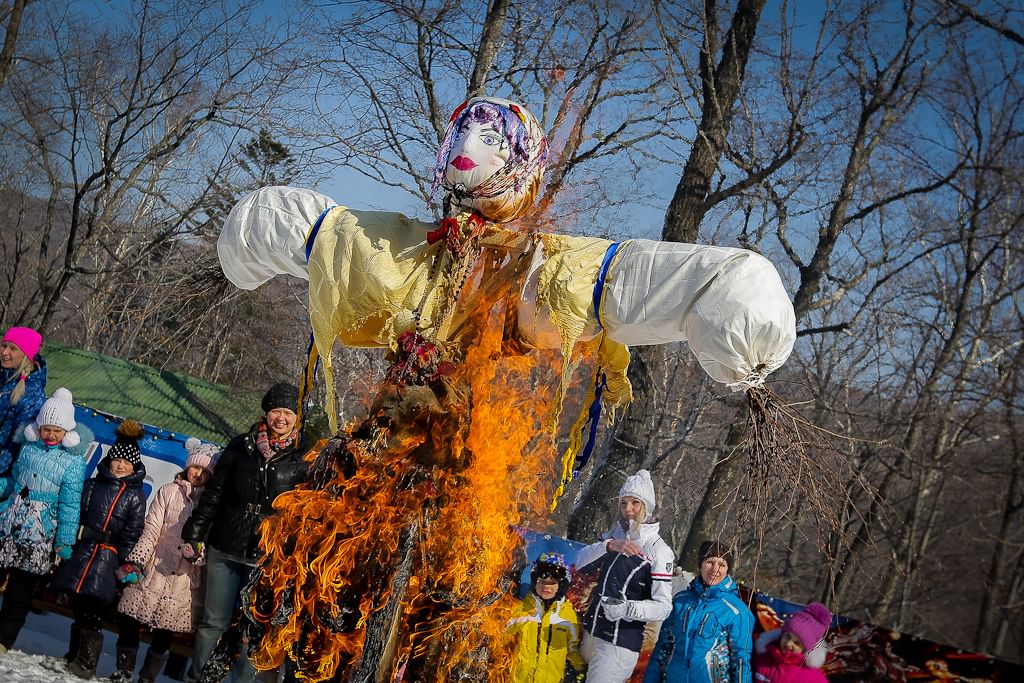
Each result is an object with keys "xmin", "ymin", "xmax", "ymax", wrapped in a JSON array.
[
  {"xmin": 112, "ymin": 438, "xmax": 219, "ymax": 683},
  {"xmin": 752, "ymin": 602, "xmax": 832, "ymax": 683},
  {"xmin": 0, "ymin": 326, "xmax": 46, "ymax": 474}
]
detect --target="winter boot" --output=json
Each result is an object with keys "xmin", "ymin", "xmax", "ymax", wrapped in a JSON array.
[
  {"xmin": 63, "ymin": 621, "xmax": 81, "ymax": 662},
  {"xmin": 110, "ymin": 644, "xmax": 138, "ymax": 682},
  {"xmin": 67, "ymin": 628, "xmax": 102, "ymax": 679},
  {"xmin": 137, "ymin": 648, "xmax": 168, "ymax": 683}
]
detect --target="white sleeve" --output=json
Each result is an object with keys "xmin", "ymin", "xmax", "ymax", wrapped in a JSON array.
[
  {"xmin": 602, "ymin": 239, "xmax": 795, "ymax": 389},
  {"xmin": 574, "ymin": 539, "xmax": 610, "ymax": 571},
  {"xmin": 624, "ymin": 541, "xmax": 675, "ymax": 623},
  {"xmin": 218, "ymin": 186, "xmax": 336, "ymax": 290}
]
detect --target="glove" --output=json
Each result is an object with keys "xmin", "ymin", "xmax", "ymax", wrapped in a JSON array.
[
  {"xmin": 182, "ymin": 540, "xmax": 205, "ymax": 563},
  {"xmin": 601, "ymin": 597, "xmax": 629, "ymax": 621},
  {"xmin": 116, "ymin": 562, "xmax": 142, "ymax": 584},
  {"xmin": 55, "ymin": 545, "xmax": 73, "ymax": 561}
]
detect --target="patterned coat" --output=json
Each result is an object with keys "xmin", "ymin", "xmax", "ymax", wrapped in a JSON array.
[
  {"xmin": 118, "ymin": 476, "xmax": 206, "ymax": 632},
  {"xmin": 0, "ymin": 422, "xmax": 88, "ymax": 575},
  {"xmin": 0, "ymin": 357, "xmax": 47, "ymax": 474},
  {"xmin": 54, "ymin": 460, "xmax": 146, "ymax": 604},
  {"xmin": 642, "ymin": 576, "xmax": 754, "ymax": 683}
]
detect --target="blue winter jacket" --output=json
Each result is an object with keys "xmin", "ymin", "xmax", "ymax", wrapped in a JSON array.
[
  {"xmin": 54, "ymin": 459, "xmax": 147, "ymax": 604},
  {"xmin": 0, "ymin": 422, "xmax": 90, "ymax": 550},
  {"xmin": 0, "ymin": 357, "xmax": 47, "ymax": 474},
  {"xmin": 642, "ymin": 576, "xmax": 753, "ymax": 683}
]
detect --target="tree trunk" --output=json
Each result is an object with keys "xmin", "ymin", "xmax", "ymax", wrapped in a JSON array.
[
  {"xmin": 466, "ymin": 0, "xmax": 509, "ymax": 99},
  {"xmin": 0, "ymin": 0, "xmax": 28, "ymax": 93},
  {"xmin": 662, "ymin": 0, "xmax": 766, "ymax": 243},
  {"xmin": 567, "ymin": 0, "xmax": 766, "ymax": 552}
]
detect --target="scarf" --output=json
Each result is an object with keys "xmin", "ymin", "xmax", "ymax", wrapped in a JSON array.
[{"xmin": 255, "ymin": 421, "xmax": 296, "ymax": 461}]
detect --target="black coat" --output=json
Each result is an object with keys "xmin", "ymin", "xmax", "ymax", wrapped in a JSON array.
[
  {"xmin": 54, "ymin": 460, "xmax": 146, "ymax": 604},
  {"xmin": 182, "ymin": 423, "xmax": 308, "ymax": 562}
]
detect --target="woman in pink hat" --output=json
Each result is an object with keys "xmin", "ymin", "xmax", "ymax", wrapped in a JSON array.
[{"xmin": 0, "ymin": 327, "xmax": 47, "ymax": 475}]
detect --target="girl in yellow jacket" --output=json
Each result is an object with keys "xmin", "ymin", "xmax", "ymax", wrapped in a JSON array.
[{"xmin": 508, "ymin": 552, "xmax": 586, "ymax": 682}]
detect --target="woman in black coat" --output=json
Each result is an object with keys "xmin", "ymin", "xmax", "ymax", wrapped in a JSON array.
[
  {"xmin": 181, "ymin": 382, "xmax": 309, "ymax": 683},
  {"xmin": 55, "ymin": 419, "xmax": 147, "ymax": 679}
]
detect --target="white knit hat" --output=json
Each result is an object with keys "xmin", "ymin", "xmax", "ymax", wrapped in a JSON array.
[
  {"xmin": 618, "ymin": 469, "xmax": 656, "ymax": 515},
  {"xmin": 185, "ymin": 437, "xmax": 219, "ymax": 474},
  {"xmin": 36, "ymin": 387, "xmax": 76, "ymax": 432}
]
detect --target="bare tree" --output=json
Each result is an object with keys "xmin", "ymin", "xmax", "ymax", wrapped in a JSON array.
[{"xmin": 0, "ymin": 0, "xmax": 318, "ymax": 333}]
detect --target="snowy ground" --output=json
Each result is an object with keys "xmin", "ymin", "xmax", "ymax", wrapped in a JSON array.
[{"xmin": 0, "ymin": 610, "xmax": 180, "ymax": 682}]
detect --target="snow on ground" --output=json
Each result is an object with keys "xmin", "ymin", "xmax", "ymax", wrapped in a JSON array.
[{"xmin": 0, "ymin": 610, "xmax": 179, "ymax": 682}]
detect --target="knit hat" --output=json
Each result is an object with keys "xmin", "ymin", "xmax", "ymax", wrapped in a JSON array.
[
  {"xmin": 184, "ymin": 437, "xmax": 219, "ymax": 474},
  {"xmin": 261, "ymin": 382, "xmax": 299, "ymax": 414},
  {"xmin": 2, "ymin": 326, "xmax": 42, "ymax": 361},
  {"xmin": 27, "ymin": 387, "xmax": 80, "ymax": 448},
  {"xmin": 698, "ymin": 540, "xmax": 735, "ymax": 570},
  {"xmin": 107, "ymin": 419, "xmax": 144, "ymax": 468},
  {"xmin": 618, "ymin": 469, "xmax": 656, "ymax": 515},
  {"xmin": 36, "ymin": 387, "xmax": 76, "ymax": 431},
  {"xmin": 783, "ymin": 602, "xmax": 832, "ymax": 651}
]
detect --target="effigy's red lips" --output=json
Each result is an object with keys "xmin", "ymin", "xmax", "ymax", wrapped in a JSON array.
[{"xmin": 450, "ymin": 156, "xmax": 477, "ymax": 171}]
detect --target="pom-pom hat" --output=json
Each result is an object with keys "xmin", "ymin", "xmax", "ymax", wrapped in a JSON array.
[
  {"xmin": 107, "ymin": 419, "xmax": 144, "ymax": 468},
  {"xmin": 783, "ymin": 602, "xmax": 832, "ymax": 651},
  {"xmin": 184, "ymin": 437, "xmax": 219, "ymax": 474},
  {"xmin": 261, "ymin": 383, "xmax": 299, "ymax": 414},
  {"xmin": 36, "ymin": 387, "xmax": 76, "ymax": 432},
  {"xmin": 618, "ymin": 469, "xmax": 656, "ymax": 515},
  {"xmin": 26, "ymin": 387, "xmax": 81, "ymax": 448},
  {"xmin": 2, "ymin": 326, "xmax": 42, "ymax": 361}
]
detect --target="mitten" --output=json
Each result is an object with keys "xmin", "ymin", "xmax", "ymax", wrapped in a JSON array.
[
  {"xmin": 182, "ymin": 540, "xmax": 205, "ymax": 563},
  {"xmin": 55, "ymin": 545, "xmax": 73, "ymax": 561},
  {"xmin": 116, "ymin": 562, "xmax": 142, "ymax": 583},
  {"xmin": 601, "ymin": 597, "xmax": 629, "ymax": 621}
]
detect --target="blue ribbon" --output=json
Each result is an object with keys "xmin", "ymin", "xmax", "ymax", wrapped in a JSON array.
[
  {"xmin": 592, "ymin": 242, "xmax": 620, "ymax": 329},
  {"xmin": 304, "ymin": 206, "xmax": 337, "ymax": 264},
  {"xmin": 574, "ymin": 370, "xmax": 607, "ymax": 476}
]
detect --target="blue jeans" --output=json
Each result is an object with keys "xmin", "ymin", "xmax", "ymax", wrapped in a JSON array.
[{"xmin": 187, "ymin": 547, "xmax": 277, "ymax": 683}]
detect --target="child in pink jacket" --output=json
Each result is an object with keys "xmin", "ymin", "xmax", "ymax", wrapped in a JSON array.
[
  {"xmin": 111, "ymin": 438, "xmax": 218, "ymax": 683},
  {"xmin": 753, "ymin": 602, "xmax": 831, "ymax": 683}
]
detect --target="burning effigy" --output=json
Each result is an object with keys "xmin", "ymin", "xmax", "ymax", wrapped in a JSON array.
[{"xmin": 215, "ymin": 98, "xmax": 796, "ymax": 680}]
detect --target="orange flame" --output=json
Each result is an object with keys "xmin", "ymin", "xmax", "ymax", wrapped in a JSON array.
[{"xmin": 250, "ymin": 252, "xmax": 562, "ymax": 681}]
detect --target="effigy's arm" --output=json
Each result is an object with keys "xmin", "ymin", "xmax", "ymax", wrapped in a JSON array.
[{"xmin": 217, "ymin": 186, "xmax": 795, "ymax": 426}]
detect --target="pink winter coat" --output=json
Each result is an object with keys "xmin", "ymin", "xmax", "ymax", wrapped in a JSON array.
[
  {"xmin": 117, "ymin": 477, "xmax": 205, "ymax": 632},
  {"xmin": 753, "ymin": 629, "xmax": 828, "ymax": 683}
]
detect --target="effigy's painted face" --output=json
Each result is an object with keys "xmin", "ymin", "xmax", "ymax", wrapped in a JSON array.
[{"xmin": 444, "ymin": 119, "xmax": 511, "ymax": 192}]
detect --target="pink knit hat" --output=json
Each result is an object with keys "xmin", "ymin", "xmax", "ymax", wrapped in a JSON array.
[
  {"xmin": 782, "ymin": 602, "xmax": 831, "ymax": 651},
  {"xmin": 2, "ymin": 327, "xmax": 42, "ymax": 361},
  {"xmin": 184, "ymin": 437, "xmax": 219, "ymax": 474}
]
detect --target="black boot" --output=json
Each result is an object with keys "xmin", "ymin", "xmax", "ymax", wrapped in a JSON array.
[
  {"xmin": 63, "ymin": 621, "xmax": 81, "ymax": 662},
  {"xmin": 67, "ymin": 628, "xmax": 102, "ymax": 679},
  {"xmin": 137, "ymin": 648, "xmax": 168, "ymax": 683},
  {"xmin": 110, "ymin": 644, "xmax": 137, "ymax": 682}
]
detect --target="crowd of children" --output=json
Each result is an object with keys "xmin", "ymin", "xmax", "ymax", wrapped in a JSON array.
[{"xmin": 1, "ymin": 325, "xmax": 834, "ymax": 682}]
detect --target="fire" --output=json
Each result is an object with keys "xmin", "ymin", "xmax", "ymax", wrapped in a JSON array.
[{"xmin": 248, "ymin": 247, "xmax": 562, "ymax": 681}]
